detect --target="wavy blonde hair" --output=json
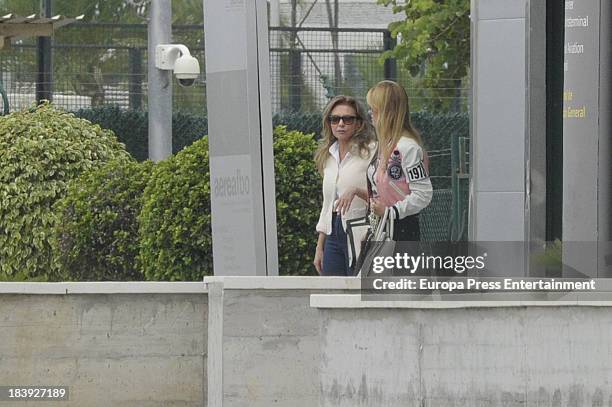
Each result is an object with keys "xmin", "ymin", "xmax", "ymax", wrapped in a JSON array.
[
  {"xmin": 314, "ymin": 95, "xmax": 375, "ymax": 174},
  {"xmin": 366, "ymin": 81, "xmax": 423, "ymax": 165}
]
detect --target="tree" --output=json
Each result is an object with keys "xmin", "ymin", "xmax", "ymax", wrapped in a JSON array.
[{"xmin": 377, "ymin": 0, "xmax": 470, "ymax": 111}]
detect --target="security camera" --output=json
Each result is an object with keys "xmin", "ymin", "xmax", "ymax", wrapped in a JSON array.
[{"xmin": 155, "ymin": 44, "xmax": 200, "ymax": 87}]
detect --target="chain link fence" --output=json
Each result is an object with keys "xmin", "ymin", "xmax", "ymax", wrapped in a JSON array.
[
  {"xmin": 0, "ymin": 22, "xmax": 205, "ymax": 113},
  {"xmin": 0, "ymin": 21, "xmax": 470, "ymax": 241},
  {"xmin": 0, "ymin": 23, "xmax": 468, "ymax": 114},
  {"xmin": 269, "ymin": 26, "xmax": 469, "ymax": 113}
]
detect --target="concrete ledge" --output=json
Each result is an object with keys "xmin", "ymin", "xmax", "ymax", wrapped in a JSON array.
[
  {"xmin": 310, "ymin": 293, "xmax": 612, "ymax": 309},
  {"xmin": 0, "ymin": 282, "xmax": 207, "ymax": 294},
  {"xmin": 203, "ymin": 276, "xmax": 361, "ymax": 290},
  {"xmin": 205, "ymin": 276, "xmax": 360, "ymax": 407}
]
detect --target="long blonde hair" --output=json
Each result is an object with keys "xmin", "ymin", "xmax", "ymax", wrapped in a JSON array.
[
  {"xmin": 314, "ymin": 95, "xmax": 375, "ymax": 174},
  {"xmin": 366, "ymin": 81, "xmax": 423, "ymax": 165}
]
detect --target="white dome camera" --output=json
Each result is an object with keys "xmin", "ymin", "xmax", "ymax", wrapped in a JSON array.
[{"xmin": 155, "ymin": 44, "xmax": 201, "ymax": 87}]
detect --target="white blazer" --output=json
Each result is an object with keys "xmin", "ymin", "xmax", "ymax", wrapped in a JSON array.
[{"xmin": 316, "ymin": 141, "xmax": 376, "ymax": 267}]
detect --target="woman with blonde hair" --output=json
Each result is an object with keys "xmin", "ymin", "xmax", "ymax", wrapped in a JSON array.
[
  {"xmin": 314, "ymin": 95, "xmax": 376, "ymax": 275},
  {"xmin": 366, "ymin": 80, "xmax": 432, "ymax": 241}
]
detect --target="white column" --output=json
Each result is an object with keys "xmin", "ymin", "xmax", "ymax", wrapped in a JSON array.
[{"xmin": 203, "ymin": 0, "xmax": 279, "ymax": 276}]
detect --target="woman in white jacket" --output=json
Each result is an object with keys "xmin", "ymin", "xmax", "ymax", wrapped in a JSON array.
[
  {"xmin": 366, "ymin": 81, "xmax": 433, "ymax": 241},
  {"xmin": 313, "ymin": 96, "xmax": 376, "ymax": 275}
]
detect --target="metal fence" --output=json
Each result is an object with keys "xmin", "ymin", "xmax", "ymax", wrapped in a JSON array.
[
  {"xmin": 269, "ymin": 26, "xmax": 469, "ymax": 113},
  {"xmin": 0, "ymin": 21, "xmax": 470, "ymax": 241},
  {"xmin": 0, "ymin": 22, "xmax": 206, "ymax": 113},
  {"xmin": 0, "ymin": 22, "xmax": 468, "ymax": 114}
]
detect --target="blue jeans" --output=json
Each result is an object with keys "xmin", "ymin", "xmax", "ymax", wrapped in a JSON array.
[{"xmin": 322, "ymin": 213, "xmax": 351, "ymax": 276}]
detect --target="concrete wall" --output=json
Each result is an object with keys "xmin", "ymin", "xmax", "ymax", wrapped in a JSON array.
[
  {"xmin": 314, "ymin": 295, "xmax": 612, "ymax": 407},
  {"xmin": 0, "ymin": 283, "xmax": 207, "ymax": 407},
  {"xmin": 4, "ymin": 279, "xmax": 612, "ymax": 406},
  {"xmin": 205, "ymin": 277, "xmax": 360, "ymax": 407}
]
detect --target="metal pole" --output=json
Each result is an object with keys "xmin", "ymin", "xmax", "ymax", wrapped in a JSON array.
[
  {"xmin": 545, "ymin": 0, "xmax": 564, "ymax": 242},
  {"xmin": 36, "ymin": 0, "xmax": 52, "ymax": 103},
  {"xmin": 270, "ymin": 0, "xmax": 280, "ymax": 26},
  {"xmin": 148, "ymin": 0, "xmax": 172, "ymax": 161},
  {"xmin": 383, "ymin": 30, "xmax": 397, "ymax": 82},
  {"xmin": 288, "ymin": 0, "xmax": 301, "ymax": 111},
  {"xmin": 129, "ymin": 48, "xmax": 143, "ymax": 110},
  {"xmin": 450, "ymin": 133, "xmax": 459, "ymax": 241},
  {"xmin": 270, "ymin": 0, "xmax": 280, "ymax": 112}
]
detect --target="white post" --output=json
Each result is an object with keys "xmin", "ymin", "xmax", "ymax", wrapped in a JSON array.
[
  {"xmin": 203, "ymin": 0, "xmax": 279, "ymax": 276},
  {"xmin": 147, "ymin": 0, "xmax": 172, "ymax": 162}
]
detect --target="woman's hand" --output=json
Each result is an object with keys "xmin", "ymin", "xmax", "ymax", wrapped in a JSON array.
[
  {"xmin": 370, "ymin": 197, "xmax": 386, "ymax": 217},
  {"xmin": 313, "ymin": 245, "xmax": 324, "ymax": 274},
  {"xmin": 335, "ymin": 187, "xmax": 357, "ymax": 215}
]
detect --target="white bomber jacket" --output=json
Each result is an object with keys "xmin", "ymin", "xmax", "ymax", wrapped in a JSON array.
[{"xmin": 367, "ymin": 136, "xmax": 433, "ymax": 219}]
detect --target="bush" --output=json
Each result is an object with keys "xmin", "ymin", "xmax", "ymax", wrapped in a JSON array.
[
  {"xmin": 137, "ymin": 127, "xmax": 321, "ymax": 280},
  {"xmin": 0, "ymin": 103, "xmax": 130, "ymax": 280},
  {"xmin": 52, "ymin": 160, "xmax": 154, "ymax": 281},
  {"xmin": 138, "ymin": 137, "xmax": 212, "ymax": 281},
  {"xmin": 273, "ymin": 126, "xmax": 321, "ymax": 275}
]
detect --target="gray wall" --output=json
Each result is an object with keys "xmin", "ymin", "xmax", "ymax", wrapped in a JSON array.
[
  {"xmin": 4, "ymin": 279, "xmax": 612, "ymax": 407},
  {"xmin": 562, "ymin": 0, "xmax": 612, "ymax": 277},
  {"xmin": 316, "ymin": 301, "xmax": 612, "ymax": 406},
  {"xmin": 0, "ymin": 283, "xmax": 207, "ymax": 407},
  {"xmin": 205, "ymin": 277, "xmax": 361, "ymax": 407},
  {"xmin": 470, "ymin": 0, "xmax": 528, "ymax": 242}
]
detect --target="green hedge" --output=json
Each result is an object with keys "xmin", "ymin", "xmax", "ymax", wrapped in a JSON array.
[
  {"xmin": 137, "ymin": 126, "xmax": 322, "ymax": 280},
  {"xmin": 52, "ymin": 159, "xmax": 154, "ymax": 281},
  {"xmin": 0, "ymin": 103, "xmax": 130, "ymax": 281},
  {"xmin": 273, "ymin": 126, "xmax": 321, "ymax": 275},
  {"xmin": 74, "ymin": 107, "xmax": 467, "ymax": 190},
  {"xmin": 138, "ymin": 137, "xmax": 212, "ymax": 281}
]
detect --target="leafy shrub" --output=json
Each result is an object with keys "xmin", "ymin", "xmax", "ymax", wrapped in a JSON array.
[
  {"xmin": 273, "ymin": 126, "xmax": 321, "ymax": 275},
  {"xmin": 138, "ymin": 137, "xmax": 212, "ymax": 281},
  {"xmin": 138, "ymin": 127, "xmax": 321, "ymax": 280},
  {"xmin": 0, "ymin": 103, "xmax": 130, "ymax": 280},
  {"xmin": 52, "ymin": 160, "xmax": 154, "ymax": 281}
]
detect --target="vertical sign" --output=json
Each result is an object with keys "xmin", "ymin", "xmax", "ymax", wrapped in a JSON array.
[
  {"xmin": 562, "ymin": 0, "xmax": 610, "ymax": 276},
  {"xmin": 203, "ymin": 0, "xmax": 279, "ymax": 276}
]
